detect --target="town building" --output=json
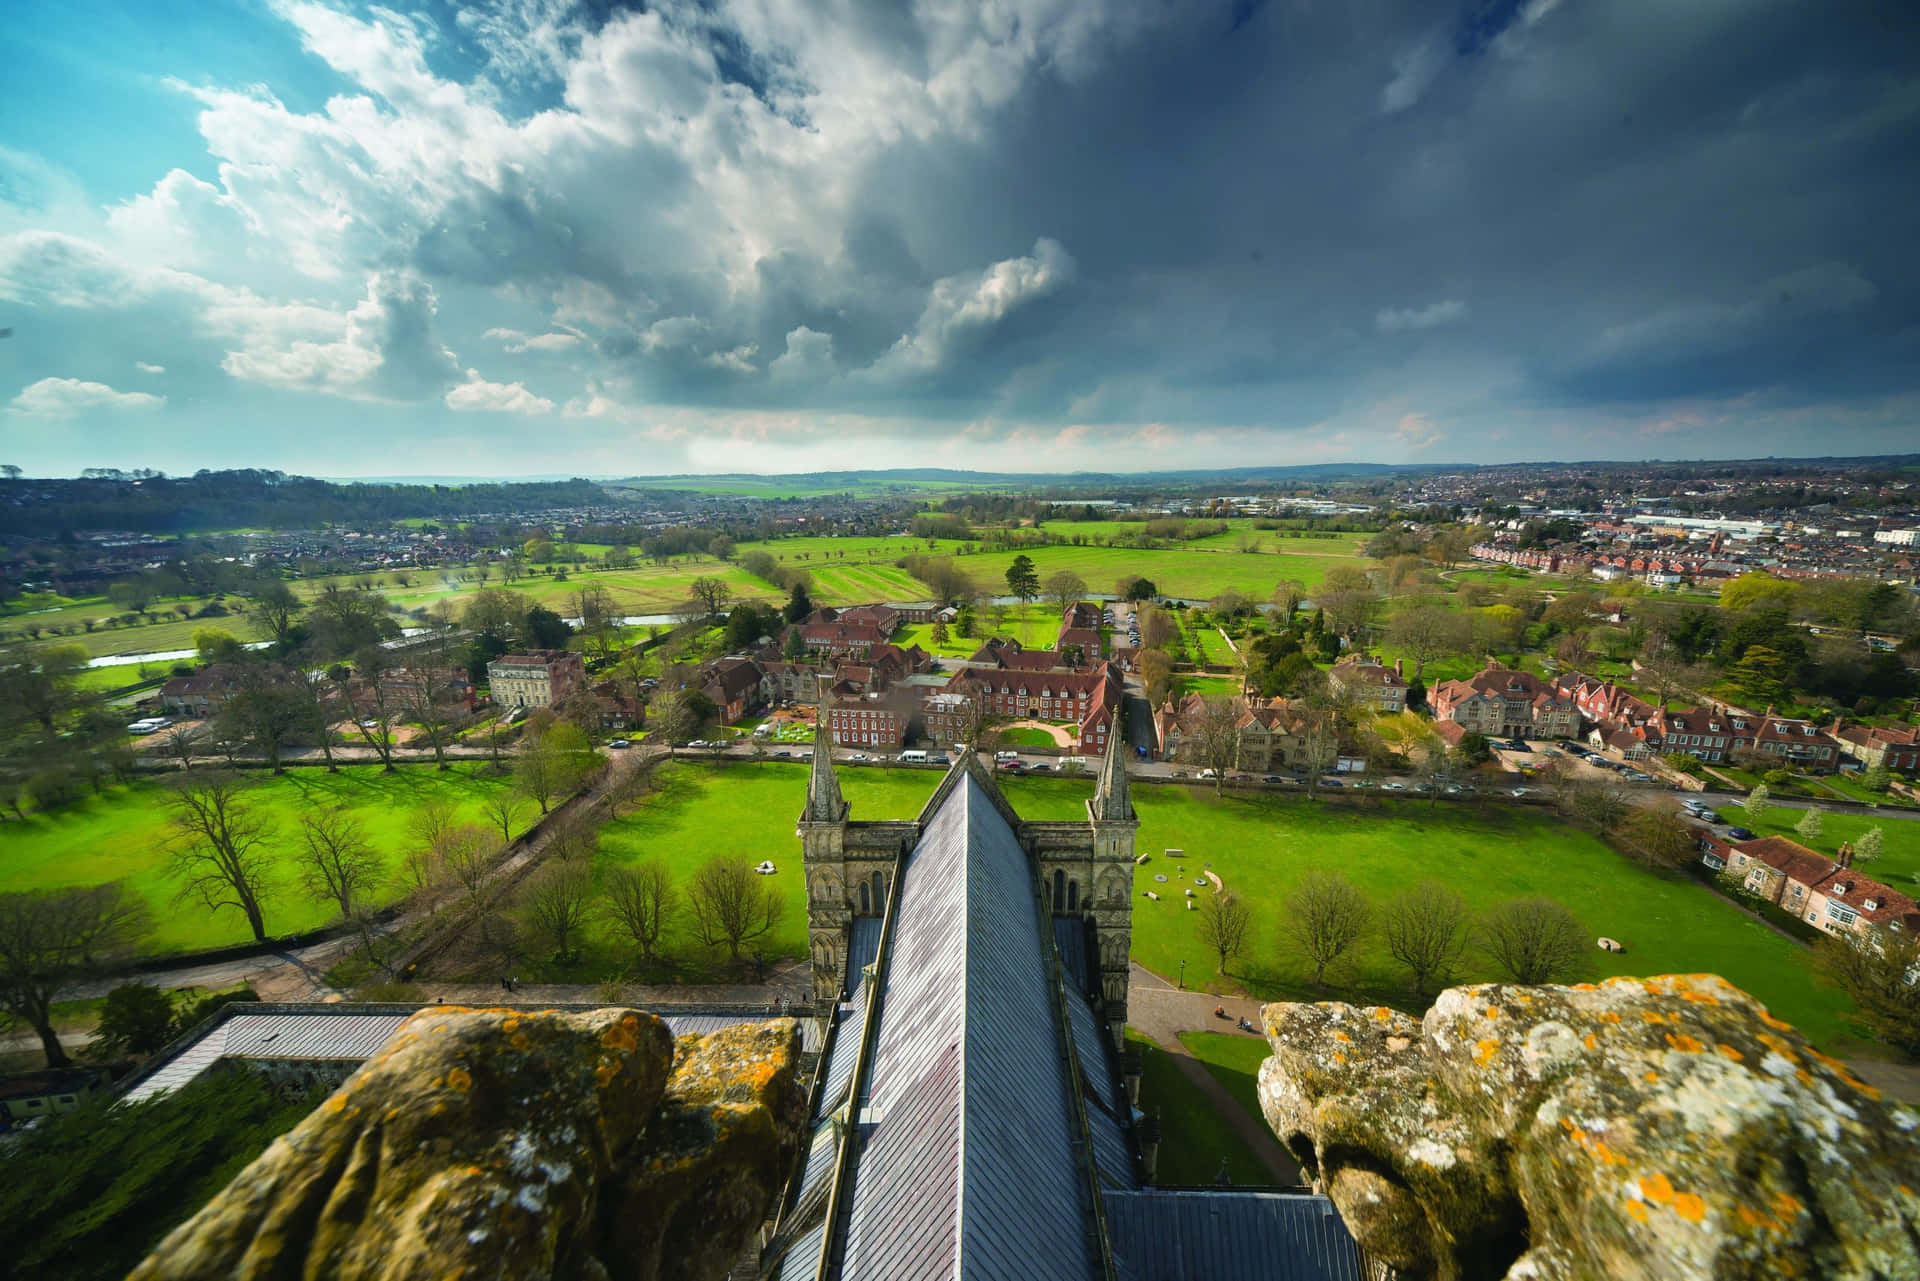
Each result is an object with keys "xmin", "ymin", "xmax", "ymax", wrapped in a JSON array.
[
  {"xmin": 158, "ymin": 664, "xmax": 249, "ymax": 718},
  {"xmin": 1429, "ymin": 664, "xmax": 1580, "ymax": 739},
  {"xmin": 948, "ymin": 662, "xmax": 1123, "ymax": 752},
  {"xmin": 0, "ymin": 1066, "xmax": 111, "ymax": 1122},
  {"xmin": 485, "ymin": 650, "xmax": 585, "ymax": 709},
  {"xmin": 699, "ymin": 655, "xmax": 766, "ymax": 725},
  {"xmin": 822, "ymin": 691, "xmax": 911, "ymax": 749},
  {"xmin": 1327, "ymin": 656, "xmax": 1408, "ymax": 713},
  {"xmin": 1155, "ymin": 692, "xmax": 1322, "ymax": 772},
  {"xmin": 375, "ymin": 666, "xmax": 476, "ymax": 715}
]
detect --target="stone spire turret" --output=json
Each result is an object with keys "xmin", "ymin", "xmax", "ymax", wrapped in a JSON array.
[
  {"xmin": 1091, "ymin": 715, "xmax": 1131, "ymax": 822},
  {"xmin": 806, "ymin": 717, "xmax": 847, "ymax": 823}
]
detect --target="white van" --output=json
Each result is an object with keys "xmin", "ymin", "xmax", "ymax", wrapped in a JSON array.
[{"xmin": 901, "ymin": 749, "xmax": 929, "ymax": 764}]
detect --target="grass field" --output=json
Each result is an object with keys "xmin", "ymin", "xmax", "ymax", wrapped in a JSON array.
[
  {"xmin": 1127, "ymin": 1030, "xmax": 1273, "ymax": 1185},
  {"xmin": 1177, "ymin": 1030, "xmax": 1272, "ymax": 1135},
  {"xmin": 569, "ymin": 763, "xmax": 1853, "ymax": 1050},
  {"xmin": 0, "ymin": 765, "xmax": 526, "ymax": 955}
]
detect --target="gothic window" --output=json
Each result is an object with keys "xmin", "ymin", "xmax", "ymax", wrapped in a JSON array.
[
  {"xmin": 860, "ymin": 882, "xmax": 871, "ymax": 914},
  {"xmin": 1068, "ymin": 880, "xmax": 1079, "ymax": 912},
  {"xmin": 872, "ymin": 870, "xmax": 885, "ymax": 910},
  {"xmin": 1054, "ymin": 869, "xmax": 1066, "ymax": 912}
]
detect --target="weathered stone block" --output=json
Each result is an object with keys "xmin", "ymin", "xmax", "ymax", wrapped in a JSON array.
[{"xmin": 1260, "ymin": 975, "xmax": 1920, "ymax": 1280}]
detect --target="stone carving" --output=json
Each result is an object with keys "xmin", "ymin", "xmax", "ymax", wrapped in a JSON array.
[
  {"xmin": 1259, "ymin": 974, "xmax": 1920, "ymax": 1280},
  {"xmin": 130, "ymin": 1007, "xmax": 804, "ymax": 1281},
  {"xmin": 1098, "ymin": 866, "xmax": 1129, "ymax": 907}
]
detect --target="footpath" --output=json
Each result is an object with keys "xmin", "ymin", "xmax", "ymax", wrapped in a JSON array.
[{"xmin": 1126, "ymin": 961, "xmax": 1302, "ymax": 1185}]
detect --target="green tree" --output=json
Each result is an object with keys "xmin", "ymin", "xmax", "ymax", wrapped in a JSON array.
[
  {"xmin": 1854, "ymin": 826, "xmax": 1885, "ymax": 863},
  {"xmin": 784, "ymin": 580, "xmax": 814, "ymax": 623},
  {"xmin": 93, "ymin": 982, "xmax": 176, "ymax": 1058},
  {"xmin": 1728, "ymin": 645, "xmax": 1793, "ymax": 707},
  {"xmin": 1118, "ymin": 577, "xmax": 1158, "ymax": 602},
  {"xmin": 0, "ymin": 884, "xmax": 149, "ymax": 1067},
  {"xmin": 1744, "ymin": 784, "xmax": 1772, "ymax": 826},
  {"xmin": 1720, "ymin": 573, "xmax": 1797, "ymax": 614},
  {"xmin": 929, "ymin": 618, "xmax": 950, "ymax": 646},
  {"xmin": 1861, "ymin": 765, "xmax": 1892, "ymax": 794},
  {"xmin": 1815, "ymin": 931, "xmax": 1920, "ymax": 1056},
  {"xmin": 1005, "ymin": 553, "xmax": 1040, "ymax": 603},
  {"xmin": 1795, "ymin": 807, "xmax": 1825, "ymax": 841}
]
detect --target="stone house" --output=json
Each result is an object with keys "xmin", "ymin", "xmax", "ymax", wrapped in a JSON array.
[
  {"xmin": 1720, "ymin": 835, "xmax": 1920, "ymax": 942},
  {"xmin": 1831, "ymin": 722, "xmax": 1920, "ymax": 774},
  {"xmin": 486, "ymin": 650, "xmax": 585, "ymax": 709},
  {"xmin": 1328, "ymin": 656, "xmax": 1407, "ymax": 713},
  {"xmin": 1430, "ymin": 663, "xmax": 1579, "ymax": 739}
]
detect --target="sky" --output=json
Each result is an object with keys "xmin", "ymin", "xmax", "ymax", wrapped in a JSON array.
[{"xmin": 1, "ymin": 0, "xmax": 1917, "ymax": 479}]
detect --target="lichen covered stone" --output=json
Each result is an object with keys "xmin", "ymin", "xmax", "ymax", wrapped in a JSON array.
[
  {"xmin": 129, "ymin": 1007, "xmax": 803, "ymax": 1281},
  {"xmin": 1260, "ymin": 975, "xmax": 1920, "ymax": 1280}
]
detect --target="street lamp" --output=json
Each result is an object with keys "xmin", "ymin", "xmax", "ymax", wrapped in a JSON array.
[{"xmin": 1178, "ymin": 959, "xmax": 1186, "ymax": 991}]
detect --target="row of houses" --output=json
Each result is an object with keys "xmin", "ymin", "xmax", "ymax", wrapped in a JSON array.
[{"xmin": 1550, "ymin": 670, "xmax": 1851, "ymax": 771}]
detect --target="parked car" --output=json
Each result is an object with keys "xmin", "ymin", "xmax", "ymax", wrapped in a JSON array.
[
  {"xmin": 849, "ymin": 752, "xmax": 870, "ymax": 762},
  {"xmin": 608, "ymin": 739, "xmax": 631, "ymax": 749},
  {"xmin": 1319, "ymin": 777, "xmax": 1344, "ymax": 788},
  {"xmin": 1726, "ymin": 827, "xmax": 1756, "ymax": 841},
  {"xmin": 1511, "ymin": 787, "xmax": 1529, "ymax": 798},
  {"xmin": 1263, "ymin": 774, "xmax": 1283, "ymax": 783},
  {"xmin": 1382, "ymin": 781, "xmax": 1407, "ymax": 791},
  {"xmin": 1198, "ymin": 768, "xmax": 1219, "ymax": 780}
]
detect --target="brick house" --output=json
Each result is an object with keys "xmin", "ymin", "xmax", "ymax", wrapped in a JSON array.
[
  {"xmin": 1328, "ymin": 657, "xmax": 1408, "ymax": 713},
  {"xmin": 486, "ymin": 650, "xmax": 586, "ymax": 709},
  {"xmin": 1725, "ymin": 712, "xmax": 1843, "ymax": 774},
  {"xmin": 1718, "ymin": 835, "xmax": 1920, "ymax": 942},
  {"xmin": 920, "ymin": 691, "xmax": 977, "ymax": 747},
  {"xmin": 1831, "ymin": 722, "xmax": 1920, "ymax": 774},
  {"xmin": 699, "ymin": 655, "xmax": 766, "ymax": 725},
  {"xmin": 158, "ymin": 664, "xmax": 249, "ymax": 718},
  {"xmin": 1430, "ymin": 664, "xmax": 1579, "ymax": 739},
  {"xmin": 377, "ymin": 666, "xmax": 476, "ymax": 716},
  {"xmin": 823, "ymin": 692, "xmax": 911, "ymax": 749},
  {"xmin": 945, "ymin": 665, "xmax": 1122, "ymax": 753},
  {"xmin": 1644, "ymin": 707, "xmax": 1735, "ymax": 762}
]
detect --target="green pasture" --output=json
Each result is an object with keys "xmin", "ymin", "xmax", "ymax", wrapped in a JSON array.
[
  {"xmin": 0, "ymin": 765, "xmax": 525, "ymax": 955},
  {"xmin": 567, "ymin": 762, "xmax": 1850, "ymax": 1049}
]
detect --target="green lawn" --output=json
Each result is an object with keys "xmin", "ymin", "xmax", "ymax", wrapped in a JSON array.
[
  {"xmin": 572, "ymin": 763, "xmax": 1853, "ymax": 1050},
  {"xmin": 1177, "ymin": 1030, "xmax": 1272, "ymax": 1131},
  {"xmin": 999, "ymin": 727, "xmax": 1061, "ymax": 748},
  {"xmin": 1127, "ymin": 1030, "xmax": 1273, "ymax": 1186},
  {"xmin": 0, "ymin": 765, "xmax": 526, "ymax": 955}
]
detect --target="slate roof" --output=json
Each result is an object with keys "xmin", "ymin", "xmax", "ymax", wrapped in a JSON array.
[
  {"xmin": 1104, "ymin": 1190, "xmax": 1366, "ymax": 1281},
  {"xmin": 839, "ymin": 775, "xmax": 1100, "ymax": 1280}
]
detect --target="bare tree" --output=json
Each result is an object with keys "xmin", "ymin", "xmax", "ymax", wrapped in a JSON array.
[
  {"xmin": 296, "ymin": 807, "xmax": 382, "ymax": 923},
  {"xmin": 1193, "ymin": 696, "xmax": 1242, "ymax": 794},
  {"xmin": 1271, "ymin": 579, "xmax": 1307, "ymax": 619},
  {"xmin": 438, "ymin": 823, "xmax": 503, "ymax": 916},
  {"xmin": 574, "ymin": 583, "xmax": 620, "ymax": 662},
  {"xmin": 688, "ymin": 575, "xmax": 732, "ymax": 620},
  {"xmin": 1618, "ymin": 801, "xmax": 1698, "ymax": 868},
  {"xmin": 1044, "ymin": 570, "xmax": 1088, "ymax": 616},
  {"xmin": 1384, "ymin": 604, "xmax": 1471, "ymax": 681},
  {"xmin": 542, "ymin": 811, "xmax": 600, "ymax": 865},
  {"xmin": 341, "ymin": 648, "xmax": 400, "ymax": 772},
  {"xmin": 482, "ymin": 789, "xmax": 528, "ymax": 844},
  {"xmin": 163, "ymin": 722, "xmax": 207, "ymax": 771},
  {"xmin": 165, "ymin": 772, "xmax": 275, "ymax": 943},
  {"xmin": 1296, "ymin": 675, "xmax": 1352, "ymax": 802},
  {"xmin": 0, "ymin": 883, "xmax": 149, "ymax": 1066},
  {"xmin": 648, "ymin": 691, "xmax": 699, "ymax": 755},
  {"xmin": 604, "ymin": 862, "xmax": 676, "ymax": 965},
  {"xmin": 1382, "ymin": 880, "xmax": 1471, "ymax": 997},
  {"xmin": 1280, "ymin": 870, "xmax": 1371, "ymax": 986},
  {"xmin": 1480, "ymin": 897, "xmax": 1588, "ymax": 984},
  {"xmin": 406, "ymin": 796, "xmax": 459, "ymax": 856},
  {"xmin": 219, "ymin": 664, "xmax": 306, "ymax": 774},
  {"xmin": 1197, "ymin": 890, "xmax": 1252, "ymax": 975},
  {"xmin": 287, "ymin": 656, "xmax": 341, "ymax": 772},
  {"xmin": 687, "ymin": 856, "xmax": 784, "ymax": 961},
  {"xmin": 519, "ymin": 862, "xmax": 595, "ymax": 964},
  {"xmin": 398, "ymin": 840, "xmax": 447, "ymax": 909},
  {"xmin": 1317, "ymin": 565, "xmax": 1379, "ymax": 639}
]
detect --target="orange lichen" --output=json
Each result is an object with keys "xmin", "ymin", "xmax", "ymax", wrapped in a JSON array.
[
  {"xmin": 600, "ymin": 1016, "xmax": 641, "ymax": 1054},
  {"xmin": 1625, "ymin": 1200, "xmax": 1649, "ymax": 1223},
  {"xmin": 1673, "ymin": 1192, "xmax": 1706, "ymax": 1223},
  {"xmin": 1680, "ymin": 991, "xmax": 1721, "ymax": 1005},
  {"xmin": 500, "ymin": 1018, "xmax": 519, "ymax": 1034},
  {"xmin": 1334, "ymin": 1030, "xmax": 1352, "ymax": 1042},
  {"xmin": 446, "ymin": 1066, "xmax": 473, "ymax": 1093},
  {"xmin": 1757, "ymin": 1032, "xmax": 1800, "ymax": 1064},
  {"xmin": 1644, "ymin": 1071, "xmax": 1659, "ymax": 1084},
  {"xmin": 1758, "ymin": 1009, "xmax": 1793, "ymax": 1031},
  {"xmin": 1716, "ymin": 1043, "xmax": 1745, "ymax": 1063},
  {"xmin": 1642, "ymin": 1011, "xmax": 1669, "ymax": 1025},
  {"xmin": 1773, "ymin": 1191, "xmax": 1804, "ymax": 1218},
  {"xmin": 1584, "ymin": 1034, "xmax": 1599, "ymax": 1050},
  {"xmin": 1599, "ymin": 1011, "xmax": 1622, "ymax": 1024},
  {"xmin": 1485, "ymin": 1006, "xmax": 1502, "ymax": 1019},
  {"xmin": 1639, "ymin": 1173, "xmax": 1675, "ymax": 1205},
  {"xmin": 1665, "ymin": 1033, "xmax": 1705, "ymax": 1054},
  {"xmin": 1473, "ymin": 1038, "xmax": 1500, "ymax": 1066},
  {"xmin": 1372, "ymin": 1006, "xmax": 1393, "ymax": 1022}
]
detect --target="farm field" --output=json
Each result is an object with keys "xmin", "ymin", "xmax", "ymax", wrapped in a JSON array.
[
  {"xmin": 0, "ymin": 765, "xmax": 527, "ymax": 955},
  {"xmin": 576, "ymin": 762, "xmax": 1853, "ymax": 1051}
]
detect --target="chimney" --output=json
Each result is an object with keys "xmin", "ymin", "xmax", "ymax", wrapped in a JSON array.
[
  {"xmin": 1838, "ymin": 843, "xmax": 1853, "ymax": 870},
  {"xmin": 1393, "ymin": 657, "xmax": 1404, "ymax": 677}
]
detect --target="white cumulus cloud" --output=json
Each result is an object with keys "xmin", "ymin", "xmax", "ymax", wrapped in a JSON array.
[
  {"xmin": 864, "ymin": 238, "xmax": 1075, "ymax": 379},
  {"xmin": 135, "ymin": 361, "xmax": 166, "ymax": 374},
  {"xmin": 445, "ymin": 370, "xmax": 555, "ymax": 414},
  {"xmin": 9, "ymin": 377, "xmax": 165, "ymax": 416}
]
